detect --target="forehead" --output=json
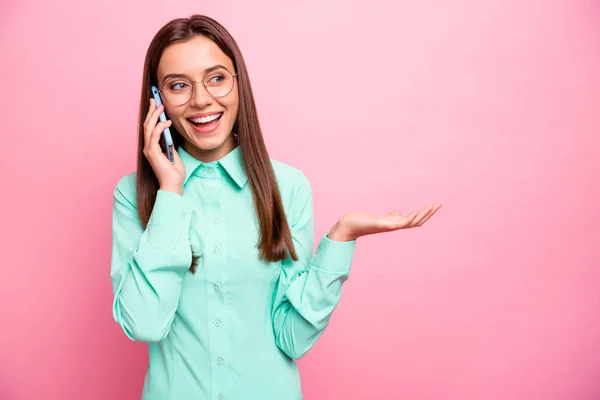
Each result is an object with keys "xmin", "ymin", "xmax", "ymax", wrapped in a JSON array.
[{"xmin": 157, "ymin": 35, "xmax": 234, "ymax": 81}]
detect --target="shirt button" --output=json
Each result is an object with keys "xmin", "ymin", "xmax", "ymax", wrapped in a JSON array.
[
  {"xmin": 216, "ymin": 357, "xmax": 224, "ymax": 366},
  {"xmin": 316, "ymin": 245, "xmax": 322, "ymax": 255},
  {"xmin": 212, "ymin": 217, "xmax": 220, "ymax": 225},
  {"xmin": 207, "ymin": 168, "xmax": 214, "ymax": 174},
  {"xmin": 214, "ymin": 319, "xmax": 221, "ymax": 327},
  {"xmin": 180, "ymin": 212, "xmax": 187, "ymax": 220},
  {"xmin": 218, "ymin": 395, "xmax": 224, "ymax": 400},
  {"xmin": 213, "ymin": 247, "xmax": 220, "ymax": 255},
  {"xmin": 213, "ymin": 284, "xmax": 220, "ymax": 292}
]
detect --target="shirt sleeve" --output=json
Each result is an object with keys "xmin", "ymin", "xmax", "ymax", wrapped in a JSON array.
[
  {"xmin": 110, "ymin": 174, "xmax": 194, "ymax": 343},
  {"xmin": 271, "ymin": 170, "xmax": 356, "ymax": 360}
]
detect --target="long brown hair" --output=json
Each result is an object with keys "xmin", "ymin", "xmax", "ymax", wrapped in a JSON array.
[{"xmin": 136, "ymin": 15, "xmax": 298, "ymax": 273}]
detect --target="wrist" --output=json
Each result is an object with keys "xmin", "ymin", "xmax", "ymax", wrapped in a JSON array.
[
  {"xmin": 327, "ymin": 221, "xmax": 357, "ymax": 242},
  {"xmin": 159, "ymin": 185, "xmax": 183, "ymax": 196}
]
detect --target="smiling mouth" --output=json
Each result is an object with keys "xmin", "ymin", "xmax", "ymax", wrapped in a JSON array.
[{"xmin": 188, "ymin": 113, "xmax": 223, "ymax": 126}]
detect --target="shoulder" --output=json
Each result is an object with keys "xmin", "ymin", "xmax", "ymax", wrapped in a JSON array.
[
  {"xmin": 270, "ymin": 158, "xmax": 311, "ymax": 190},
  {"xmin": 269, "ymin": 158, "xmax": 312, "ymax": 215},
  {"xmin": 113, "ymin": 172, "xmax": 138, "ymax": 208}
]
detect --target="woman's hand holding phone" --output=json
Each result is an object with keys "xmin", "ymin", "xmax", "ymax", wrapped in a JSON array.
[{"xmin": 143, "ymin": 98, "xmax": 186, "ymax": 195}]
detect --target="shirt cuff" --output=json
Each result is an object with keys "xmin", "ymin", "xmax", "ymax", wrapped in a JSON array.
[
  {"xmin": 145, "ymin": 190, "xmax": 193, "ymax": 248},
  {"xmin": 310, "ymin": 234, "xmax": 356, "ymax": 274}
]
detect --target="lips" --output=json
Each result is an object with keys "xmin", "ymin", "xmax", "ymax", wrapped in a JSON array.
[
  {"xmin": 187, "ymin": 112, "xmax": 223, "ymax": 134},
  {"xmin": 188, "ymin": 112, "xmax": 223, "ymax": 125}
]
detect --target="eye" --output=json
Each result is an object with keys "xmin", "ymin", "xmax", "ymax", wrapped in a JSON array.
[
  {"xmin": 207, "ymin": 74, "xmax": 225, "ymax": 85},
  {"xmin": 168, "ymin": 81, "xmax": 190, "ymax": 91}
]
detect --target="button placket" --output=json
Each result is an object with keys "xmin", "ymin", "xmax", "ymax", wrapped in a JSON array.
[{"xmin": 200, "ymin": 170, "xmax": 230, "ymax": 399}]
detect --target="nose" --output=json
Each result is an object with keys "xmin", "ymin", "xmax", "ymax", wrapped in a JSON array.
[{"xmin": 189, "ymin": 80, "xmax": 213, "ymax": 108}]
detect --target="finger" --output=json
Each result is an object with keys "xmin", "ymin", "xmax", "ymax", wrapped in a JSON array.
[
  {"xmin": 387, "ymin": 210, "xmax": 418, "ymax": 229},
  {"xmin": 416, "ymin": 204, "xmax": 442, "ymax": 226},
  {"xmin": 150, "ymin": 120, "xmax": 172, "ymax": 146},
  {"xmin": 411, "ymin": 205, "xmax": 435, "ymax": 227},
  {"xmin": 412, "ymin": 203, "xmax": 441, "ymax": 226},
  {"xmin": 143, "ymin": 98, "xmax": 155, "ymax": 126},
  {"xmin": 143, "ymin": 99, "xmax": 161, "ymax": 140},
  {"xmin": 416, "ymin": 211, "xmax": 436, "ymax": 227},
  {"xmin": 143, "ymin": 101, "xmax": 155, "ymax": 150},
  {"xmin": 147, "ymin": 120, "xmax": 172, "ymax": 157},
  {"xmin": 144, "ymin": 104, "xmax": 165, "ymax": 149},
  {"xmin": 406, "ymin": 210, "xmax": 420, "ymax": 226}
]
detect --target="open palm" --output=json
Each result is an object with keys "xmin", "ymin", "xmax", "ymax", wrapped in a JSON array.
[{"xmin": 333, "ymin": 203, "xmax": 442, "ymax": 240}]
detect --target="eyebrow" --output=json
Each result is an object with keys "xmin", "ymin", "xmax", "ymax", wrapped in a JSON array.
[{"xmin": 161, "ymin": 64, "xmax": 230, "ymax": 84}]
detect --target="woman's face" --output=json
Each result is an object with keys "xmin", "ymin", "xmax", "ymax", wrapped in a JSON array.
[{"xmin": 156, "ymin": 35, "xmax": 239, "ymax": 162}]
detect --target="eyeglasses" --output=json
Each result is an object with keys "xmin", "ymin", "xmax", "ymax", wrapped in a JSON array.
[{"xmin": 159, "ymin": 67, "xmax": 238, "ymax": 106}]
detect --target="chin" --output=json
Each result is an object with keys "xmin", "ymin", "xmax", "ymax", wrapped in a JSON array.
[
  {"xmin": 182, "ymin": 132, "xmax": 235, "ymax": 156},
  {"xmin": 190, "ymin": 135, "xmax": 227, "ymax": 149}
]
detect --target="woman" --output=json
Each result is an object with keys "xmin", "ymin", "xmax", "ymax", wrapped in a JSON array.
[{"xmin": 110, "ymin": 14, "xmax": 441, "ymax": 400}]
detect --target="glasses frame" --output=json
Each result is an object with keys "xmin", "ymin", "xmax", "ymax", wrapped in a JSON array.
[{"xmin": 158, "ymin": 67, "xmax": 238, "ymax": 106}]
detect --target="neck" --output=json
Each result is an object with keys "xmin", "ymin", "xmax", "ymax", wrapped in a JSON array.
[{"xmin": 182, "ymin": 134, "xmax": 237, "ymax": 163}]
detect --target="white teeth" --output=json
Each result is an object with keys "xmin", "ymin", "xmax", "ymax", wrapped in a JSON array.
[{"xmin": 190, "ymin": 113, "xmax": 222, "ymax": 124}]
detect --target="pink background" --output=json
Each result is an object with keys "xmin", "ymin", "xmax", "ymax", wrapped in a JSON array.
[{"xmin": 1, "ymin": 0, "xmax": 599, "ymax": 399}]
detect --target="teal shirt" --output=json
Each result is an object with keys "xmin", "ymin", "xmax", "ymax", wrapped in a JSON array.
[{"xmin": 110, "ymin": 146, "xmax": 356, "ymax": 400}]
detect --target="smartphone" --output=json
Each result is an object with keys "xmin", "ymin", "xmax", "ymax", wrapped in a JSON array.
[{"xmin": 151, "ymin": 86, "xmax": 175, "ymax": 164}]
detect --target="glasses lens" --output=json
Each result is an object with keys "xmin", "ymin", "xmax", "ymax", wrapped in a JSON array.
[
  {"xmin": 204, "ymin": 68, "xmax": 234, "ymax": 97},
  {"xmin": 162, "ymin": 79, "xmax": 192, "ymax": 106}
]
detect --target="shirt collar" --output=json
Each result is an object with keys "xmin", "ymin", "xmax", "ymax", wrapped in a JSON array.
[{"xmin": 179, "ymin": 145, "xmax": 248, "ymax": 189}]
